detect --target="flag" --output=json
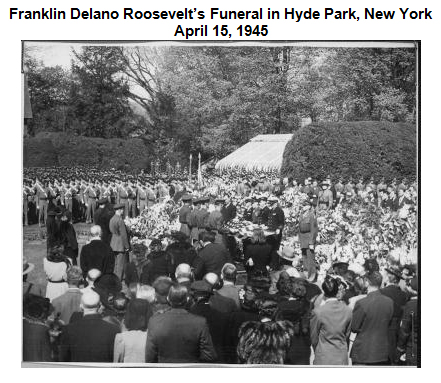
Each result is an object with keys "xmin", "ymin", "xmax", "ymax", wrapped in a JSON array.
[{"xmin": 197, "ymin": 152, "xmax": 203, "ymax": 187}]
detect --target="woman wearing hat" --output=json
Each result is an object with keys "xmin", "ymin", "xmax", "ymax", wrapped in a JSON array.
[
  {"xmin": 23, "ymin": 294, "xmax": 53, "ymax": 362},
  {"xmin": 44, "ymin": 246, "xmax": 71, "ymax": 302},
  {"xmin": 60, "ymin": 210, "xmax": 79, "ymax": 265},
  {"xmin": 23, "ymin": 258, "xmax": 45, "ymax": 297},
  {"xmin": 237, "ymin": 299, "xmax": 295, "ymax": 364}
]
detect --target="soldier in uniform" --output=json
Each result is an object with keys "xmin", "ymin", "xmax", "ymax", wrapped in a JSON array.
[
  {"xmin": 136, "ymin": 181, "xmax": 148, "ymax": 214},
  {"xmin": 109, "ymin": 203, "xmax": 130, "ymax": 281},
  {"xmin": 251, "ymin": 197, "xmax": 261, "ymax": 224},
  {"xmin": 242, "ymin": 198, "xmax": 253, "ymax": 222},
  {"xmin": 62, "ymin": 181, "xmax": 74, "ymax": 213},
  {"xmin": 310, "ymin": 179, "xmax": 320, "ymax": 208},
  {"xmin": 298, "ymin": 199, "xmax": 318, "ymax": 281},
  {"xmin": 356, "ymin": 177, "xmax": 365, "ymax": 196},
  {"xmin": 267, "ymin": 196, "xmax": 285, "ymax": 251},
  {"xmin": 117, "ymin": 181, "xmax": 130, "ymax": 219},
  {"xmin": 188, "ymin": 198, "xmax": 201, "ymax": 243},
  {"xmin": 334, "ymin": 177, "xmax": 344, "ymax": 207},
  {"xmin": 34, "ymin": 181, "xmax": 49, "ymax": 227},
  {"xmin": 127, "ymin": 180, "xmax": 137, "ymax": 218},
  {"xmin": 300, "ymin": 177, "xmax": 312, "ymax": 195},
  {"xmin": 257, "ymin": 197, "xmax": 269, "ymax": 225},
  {"xmin": 179, "ymin": 194, "xmax": 193, "ymax": 238},
  {"xmin": 79, "ymin": 179, "xmax": 88, "ymax": 222},
  {"xmin": 344, "ymin": 178, "xmax": 355, "ymax": 195},
  {"xmin": 195, "ymin": 196, "xmax": 210, "ymax": 238},
  {"xmin": 85, "ymin": 181, "xmax": 98, "ymax": 224},
  {"xmin": 207, "ymin": 199, "xmax": 224, "ymax": 231},
  {"xmin": 221, "ymin": 196, "xmax": 237, "ymax": 224},
  {"xmin": 23, "ymin": 182, "xmax": 32, "ymax": 226},
  {"xmin": 377, "ymin": 177, "xmax": 387, "ymax": 194},
  {"xmin": 146, "ymin": 182, "xmax": 157, "ymax": 208},
  {"xmin": 318, "ymin": 181, "xmax": 334, "ymax": 210}
]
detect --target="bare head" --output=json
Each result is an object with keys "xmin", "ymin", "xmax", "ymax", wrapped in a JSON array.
[
  {"xmin": 87, "ymin": 268, "xmax": 102, "ymax": 283},
  {"xmin": 90, "ymin": 225, "xmax": 102, "ymax": 238},
  {"xmin": 80, "ymin": 291, "xmax": 101, "ymax": 314},
  {"xmin": 175, "ymin": 263, "xmax": 192, "ymax": 281}
]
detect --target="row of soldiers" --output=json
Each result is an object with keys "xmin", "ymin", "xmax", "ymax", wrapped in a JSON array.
[{"xmin": 23, "ymin": 177, "xmax": 183, "ymax": 226}]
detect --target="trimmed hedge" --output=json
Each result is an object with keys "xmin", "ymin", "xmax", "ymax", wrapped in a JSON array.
[
  {"xmin": 24, "ymin": 132, "xmax": 151, "ymax": 170},
  {"xmin": 281, "ymin": 121, "xmax": 416, "ymax": 181}
]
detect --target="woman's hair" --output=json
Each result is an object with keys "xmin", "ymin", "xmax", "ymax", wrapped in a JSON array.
[
  {"xmin": 47, "ymin": 245, "xmax": 70, "ymax": 265},
  {"xmin": 124, "ymin": 299, "xmax": 152, "ymax": 331},
  {"xmin": 277, "ymin": 277, "xmax": 293, "ymax": 297},
  {"xmin": 251, "ymin": 228, "xmax": 266, "ymax": 244},
  {"xmin": 291, "ymin": 279, "xmax": 307, "ymax": 299},
  {"xmin": 322, "ymin": 276, "xmax": 339, "ymax": 298},
  {"xmin": 131, "ymin": 243, "xmax": 148, "ymax": 260}
]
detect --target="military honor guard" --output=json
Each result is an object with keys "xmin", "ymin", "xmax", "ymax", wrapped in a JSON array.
[
  {"xmin": 85, "ymin": 181, "xmax": 98, "ymax": 224},
  {"xmin": 179, "ymin": 194, "xmax": 193, "ymax": 238},
  {"xmin": 127, "ymin": 180, "xmax": 137, "ymax": 218},
  {"xmin": 319, "ymin": 181, "xmax": 334, "ymax": 210},
  {"xmin": 116, "ymin": 181, "xmax": 130, "ymax": 218},
  {"xmin": 298, "ymin": 199, "xmax": 318, "ymax": 281},
  {"xmin": 109, "ymin": 203, "xmax": 130, "ymax": 281},
  {"xmin": 34, "ymin": 180, "xmax": 49, "ymax": 226},
  {"xmin": 267, "ymin": 196, "xmax": 285, "ymax": 250}
]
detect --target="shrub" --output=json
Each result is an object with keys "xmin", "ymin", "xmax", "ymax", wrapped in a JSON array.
[
  {"xmin": 281, "ymin": 121, "xmax": 416, "ymax": 182},
  {"xmin": 24, "ymin": 132, "xmax": 152, "ymax": 170}
]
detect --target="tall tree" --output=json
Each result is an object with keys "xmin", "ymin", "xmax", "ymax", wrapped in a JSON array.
[
  {"xmin": 70, "ymin": 46, "xmax": 133, "ymax": 138},
  {"xmin": 24, "ymin": 56, "xmax": 71, "ymax": 135}
]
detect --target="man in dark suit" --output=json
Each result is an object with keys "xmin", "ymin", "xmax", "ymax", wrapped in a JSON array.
[
  {"xmin": 145, "ymin": 284, "xmax": 217, "ymax": 363},
  {"xmin": 94, "ymin": 198, "xmax": 114, "ymax": 245},
  {"xmin": 221, "ymin": 196, "xmax": 237, "ymax": 223},
  {"xmin": 267, "ymin": 196, "xmax": 285, "ymax": 250},
  {"xmin": 193, "ymin": 231, "xmax": 231, "ymax": 280},
  {"xmin": 381, "ymin": 266, "xmax": 409, "ymax": 364},
  {"xmin": 80, "ymin": 225, "xmax": 115, "ymax": 278},
  {"xmin": 350, "ymin": 271, "xmax": 394, "ymax": 365},
  {"xmin": 59, "ymin": 291, "xmax": 120, "ymax": 362},
  {"xmin": 189, "ymin": 280, "xmax": 230, "ymax": 362}
]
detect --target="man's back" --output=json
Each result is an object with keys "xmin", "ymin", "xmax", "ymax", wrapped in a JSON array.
[
  {"xmin": 80, "ymin": 240, "xmax": 114, "ymax": 276},
  {"xmin": 217, "ymin": 284, "xmax": 240, "ymax": 309},
  {"xmin": 194, "ymin": 243, "xmax": 230, "ymax": 279},
  {"xmin": 60, "ymin": 313, "xmax": 120, "ymax": 362},
  {"xmin": 52, "ymin": 288, "xmax": 82, "ymax": 324},
  {"xmin": 350, "ymin": 290, "xmax": 394, "ymax": 364},
  {"xmin": 146, "ymin": 308, "xmax": 216, "ymax": 363}
]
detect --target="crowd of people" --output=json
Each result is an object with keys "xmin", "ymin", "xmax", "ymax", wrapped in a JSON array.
[{"xmin": 22, "ymin": 166, "xmax": 419, "ymax": 366}]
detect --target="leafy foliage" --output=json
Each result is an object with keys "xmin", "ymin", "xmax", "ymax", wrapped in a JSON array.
[
  {"xmin": 23, "ymin": 132, "xmax": 151, "ymax": 170},
  {"xmin": 281, "ymin": 121, "xmax": 416, "ymax": 181}
]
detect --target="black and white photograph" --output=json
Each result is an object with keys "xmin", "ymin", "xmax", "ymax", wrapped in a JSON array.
[{"xmin": 21, "ymin": 41, "xmax": 419, "ymax": 366}]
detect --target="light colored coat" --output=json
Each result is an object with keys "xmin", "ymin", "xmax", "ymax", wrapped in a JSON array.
[
  {"xmin": 310, "ymin": 299, "xmax": 352, "ymax": 365},
  {"xmin": 109, "ymin": 214, "xmax": 129, "ymax": 252}
]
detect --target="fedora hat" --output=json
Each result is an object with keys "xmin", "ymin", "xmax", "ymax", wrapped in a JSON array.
[{"xmin": 277, "ymin": 246, "xmax": 296, "ymax": 261}]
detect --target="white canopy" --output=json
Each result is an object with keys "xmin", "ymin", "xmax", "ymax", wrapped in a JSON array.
[{"xmin": 215, "ymin": 134, "xmax": 293, "ymax": 172}]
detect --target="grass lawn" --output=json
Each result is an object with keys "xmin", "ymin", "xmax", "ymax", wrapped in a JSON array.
[{"xmin": 23, "ymin": 223, "xmax": 91, "ymax": 287}]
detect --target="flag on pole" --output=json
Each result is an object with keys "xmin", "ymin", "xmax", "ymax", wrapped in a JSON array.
[{"xmin": 197, "ymin": 152, "xmax": 203, "ymax": 187}]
